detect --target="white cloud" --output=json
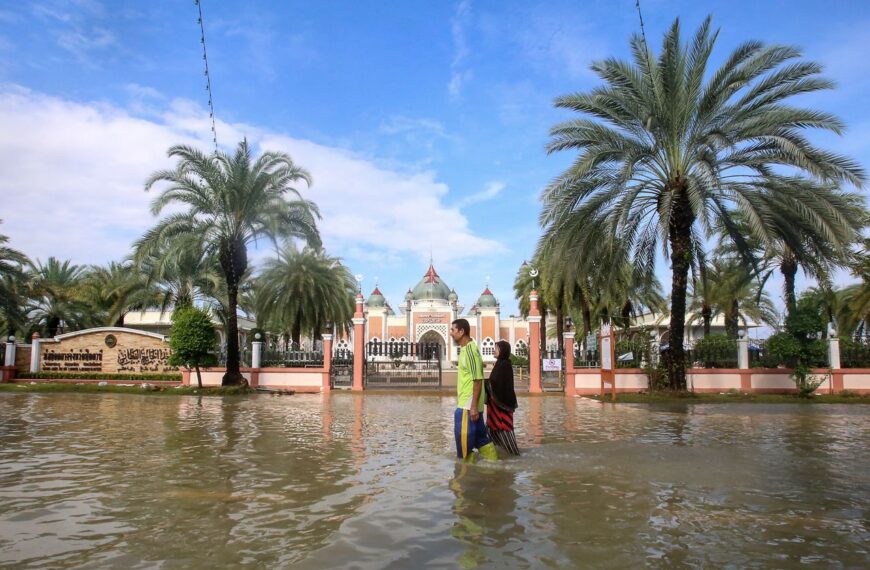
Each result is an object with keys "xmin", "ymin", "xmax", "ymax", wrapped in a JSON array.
[
  {"xmin": 0, "ymin": 84, "xmax": 501, "ymax": 269},
  {"xmin": 456, "ymin": 181, "xmax": 505, "ymax": 208}
]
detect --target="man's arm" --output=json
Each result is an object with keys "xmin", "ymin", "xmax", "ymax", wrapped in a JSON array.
[
  {"xmin": 470, "ymin": 344, "xmax": 485, "ymax": 421},
  {"xmin": 471, "ymin": 379, "xmax": 482, "ymax": 421}
]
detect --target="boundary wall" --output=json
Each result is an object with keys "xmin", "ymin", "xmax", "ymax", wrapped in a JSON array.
[{"xmin": 566, "ymin": 367, "xmax": 870, "ymax": 395}]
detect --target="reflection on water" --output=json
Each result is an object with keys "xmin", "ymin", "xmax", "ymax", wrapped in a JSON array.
[{"xmin": 0, "ymin": 393, "xmax": 868, "ymax": 568}]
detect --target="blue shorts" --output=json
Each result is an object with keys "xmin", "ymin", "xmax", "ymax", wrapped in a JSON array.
[{"xmin": 454, "ymin": 408, "xmax": 492, "ymax": 459}]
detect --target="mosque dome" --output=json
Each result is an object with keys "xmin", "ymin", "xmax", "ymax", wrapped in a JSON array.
[
  {"xmin": 411, "ymin": 263, "xmax": 452, "ymax": 301},
  {"xmin": 366, "ymin": 287, "xmax": 386, "ymax": 307},
  {"xmin": 476, "ymin": 287, "xmax": 498, "ymax": 308}
]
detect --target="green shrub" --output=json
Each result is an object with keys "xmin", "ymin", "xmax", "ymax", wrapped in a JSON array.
[
  {"xmin": 169, "ymin": 306, "xmax": 218, "ymax": 388},
  {"xmin": 762, "ymin": 332, "xmax": 801, "ymax": 368}
]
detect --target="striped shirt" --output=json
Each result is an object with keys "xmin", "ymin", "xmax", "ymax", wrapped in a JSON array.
[{"xmin": 457, "ymin": 340, "xmax": 485, "ymax": 411}]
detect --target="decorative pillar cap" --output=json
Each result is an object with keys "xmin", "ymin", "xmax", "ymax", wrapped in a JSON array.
[
  {"xmin": 31, "ymin": 332, "xmax": 40, "ymax": 340},
  {"xmin": 7, "ymin": 335, "xmax": 14, "ymax": 342}
]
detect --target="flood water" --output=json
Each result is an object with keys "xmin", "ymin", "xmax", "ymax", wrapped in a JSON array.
[{"xmin": 0, "ymin": 392, "xmax": 868, "ymax": 568}]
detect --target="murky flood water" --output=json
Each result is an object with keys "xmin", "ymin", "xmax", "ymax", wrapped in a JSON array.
[{"xmin": 0, "ymin": 393, "xmax": 868, "ymax": 568}]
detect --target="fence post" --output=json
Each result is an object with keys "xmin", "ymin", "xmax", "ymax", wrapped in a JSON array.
[
  {"xmin": 528, "ymin": 290, "xmax": 542, "ymax": 393},
  {"xmin": 827, "ymin": 324, "xmax": 840, "ymax": 370},
  {"xmin": 30, "ymin": 332, "xmax": 41, "ymax": 373},
  {"xmin": 322, "ymin": 334, "xmax": 333, "ymax": 392},
  {"xmin": 4, "ymin": 336, "xmax": 14, "ymax": 368},
  {"xmin": 737, "ymin": 330, "xmax": 749, "ymax": 369},
  {"xmin": 563, "ymin": 332, "xmax": 575, "ymax": 396},
  {"xmin": 352, "ymin": 294, "xmax": 366, "ymax": 391},
  {"xmin": 252, "ymin": 338, "xmax": 263, "ymax": 369}
]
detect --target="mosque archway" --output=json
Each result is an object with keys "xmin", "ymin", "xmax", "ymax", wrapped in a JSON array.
[{"xmin": 418, "ymin": 330, "xmax": 445, "ymax": 359}]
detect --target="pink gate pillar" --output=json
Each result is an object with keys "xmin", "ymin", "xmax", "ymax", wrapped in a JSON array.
[
  {"xmin": 528, "ymin": 291, "xmax": 542, "ymax": 393},
  {"xmin": 352, "ymin": 294, "xmax": 366, "ymax": 391},
  {"xmin": 322, "ymin": 334, "xmax": 333, "ymax": 392},
  {"xmin": 563, "ymin": 332, "xmax": 575, "ymax": 396}
]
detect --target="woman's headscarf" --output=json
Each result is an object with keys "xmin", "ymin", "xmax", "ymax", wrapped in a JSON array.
[{"xmin": 487, "ymin": 340, "xmax": 517, "ymax": 410}]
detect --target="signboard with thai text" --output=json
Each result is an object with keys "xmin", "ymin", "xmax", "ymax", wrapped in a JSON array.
[{"xmin": 39, "ymin": 328, "xmax": 174, "ymax": 374}]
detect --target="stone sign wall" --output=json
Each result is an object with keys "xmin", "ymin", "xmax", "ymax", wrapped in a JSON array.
[{"xmin": 40, "ymin": 329, "xmax": 174, "ymax": 374}]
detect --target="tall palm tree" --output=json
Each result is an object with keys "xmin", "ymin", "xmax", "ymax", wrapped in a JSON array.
[
  {"xmin": 255, "ymin": 243, "xmax": 355, "ymax": 346},
  {"xmin": 540, "ymin": 17, "xmax": 865, "ymax": 389},
  {"xmin": 29, "ymin": 257, "xmax": 89, "ymax": 337},
  {"xmin": 0, "ymin": 226, "xmax": 31, "ymax": 337},
  {"xmin": 135, "ymin": 140, "xmax": 320, "ymax": 385}
]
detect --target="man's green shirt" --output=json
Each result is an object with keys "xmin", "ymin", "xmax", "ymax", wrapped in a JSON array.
[{"xmin": 457, "ymin": 339, "xmax": 485, "ymax": 412}]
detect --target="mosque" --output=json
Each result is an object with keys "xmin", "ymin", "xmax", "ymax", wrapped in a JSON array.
[{"xmin": 345, "ymin": 262, "xmax": 532, "ymax": 363}]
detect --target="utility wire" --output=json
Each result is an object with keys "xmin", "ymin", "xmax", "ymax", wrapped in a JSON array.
[{"xmin": 195, "ymin": 0, "xmax": 218, "ymax": 153}]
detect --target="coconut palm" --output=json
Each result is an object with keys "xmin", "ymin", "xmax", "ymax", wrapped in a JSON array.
[
  {"xmin": 135, "ymin": 140, "xmax": 320, "ymax": 385},
  {"xmin": 255, "ymin": 243, "xmax": 355, "ymax": 346},
  {"xmin": 540, "ymin": 17, "xmax": 865, "ymax": 389},
  {"xmin": 29, "ymin": 257, "xmax": 90, "ymax": 337}
]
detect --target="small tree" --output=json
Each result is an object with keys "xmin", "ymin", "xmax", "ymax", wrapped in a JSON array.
[
  {"xmin": 785, "ymin": 295, "xmax": 825, "ymax": 398},
  {"xmin": 169, "ymin": 306, "xmax": 217, "ymax": 389}
]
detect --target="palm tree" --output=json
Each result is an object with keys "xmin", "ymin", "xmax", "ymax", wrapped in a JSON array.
[
  {"xmin": 540, "ymin": 17, "xmax": 865, "ymax": 389},
  {"xmin": 29, "ymin": 257, "xmax": 89, "ymax": 337},
  {"xmin": 255, "ymin": 243, "xmax": 355, "ymax": 346},
  {"xmin": 751, "ymin": 187, "xmax": 864, "ymax": 320},
  {"xmin": 135, "ymin": 140, "xmax": 320, "ymax": 385},
  {"xmin": 81, "ymin": 261, "xmax": 156, "ymax": 327},
  {"xmin": 135, "ymin": 236, "xmax": 224, "ymax": 315},
  {"xmin": 691, "ymin": 257, "xmax": 779, "ymax": 338},
  {"xmin": 0, "ymin": 225, "xmax": 31, "ymax": 337}
]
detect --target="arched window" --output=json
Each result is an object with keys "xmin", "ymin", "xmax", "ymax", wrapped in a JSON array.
[
  {"xmin": 514, "ymin": 339, "xmax": 528, "ymax": 358},
  {"xmin": 481, "ymin": 337, "xmax": 495, "ymax": 357}
]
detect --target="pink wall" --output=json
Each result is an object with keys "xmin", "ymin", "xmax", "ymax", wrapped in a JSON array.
[{"xmin": 566, "ymin": 368, "xmax": 870, "ymax": 395}]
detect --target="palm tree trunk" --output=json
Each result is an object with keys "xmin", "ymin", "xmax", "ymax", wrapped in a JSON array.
[
  {"xmin": 291, "ymin": 323, "xmax": 301, "ymax": 348},
  {"xmin": 47, "ymin": 317, "xmax": 60, "ymax": 338},
  {"xmin": 666, "ymin": 187, "xmax": 694, "ymax": 391},
  {"xmin": 222, "ymin": 279, "xmax": 243, "ymax": 385},
  {"xmin": 556, "ymin": 308, "xmax": 564, "ymax": 353},
  {"xmin": 702, "ymin": 304, "xmax": 712, "ymax": 337},
  {"xmin": 781, "ymin": 250, "xmax": 798, "ymax": 321},
  {"xmin": 219, "ymin": 237, "xmax": 247, "ymax": 386},
  {"xmin": 725, "ymin": 300, "xmax": 739, "ymax": 339}
]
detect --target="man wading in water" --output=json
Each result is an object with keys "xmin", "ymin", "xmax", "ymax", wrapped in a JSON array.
[{"xmin": 450, "ymin": 318, "xmax": 499, "ymax": 463}]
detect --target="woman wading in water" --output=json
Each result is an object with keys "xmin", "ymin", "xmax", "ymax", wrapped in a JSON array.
[{"xmin": 485, "ymin": 340, "xmax": 519, "ymax": 455}]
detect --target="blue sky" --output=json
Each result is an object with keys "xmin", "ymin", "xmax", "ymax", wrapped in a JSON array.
[{"xmin": 1, "ymin": 0, "xmax": 868, "ymax": 317}]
